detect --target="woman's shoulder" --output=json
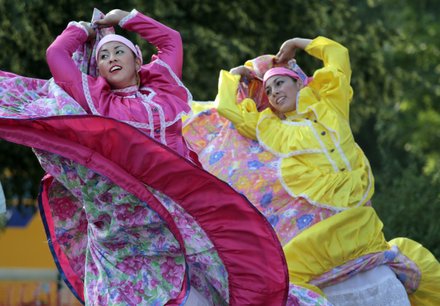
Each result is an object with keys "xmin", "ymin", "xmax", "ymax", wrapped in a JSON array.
[{"xmin": 139, "ymin": 59, "xmax": 181, "ymax": 84}]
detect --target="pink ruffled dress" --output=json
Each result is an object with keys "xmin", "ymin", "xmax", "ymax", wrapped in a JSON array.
[{"xmin": 0, "ymin": 9, "xmax": 291, "ymax": 306}]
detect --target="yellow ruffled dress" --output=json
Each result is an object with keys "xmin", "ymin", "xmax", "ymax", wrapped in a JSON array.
[
  {"xmin": 213, "ymin": 36, "xmax": 440, "ymax": 305},
  {"xmin": 217, "ymin": 37, "xmax": 373, "ymax": 211}
]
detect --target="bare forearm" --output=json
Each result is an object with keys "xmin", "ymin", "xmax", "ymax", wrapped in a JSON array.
[
  {"xmin": 275, "ymin": 37, "xmax": 313, "ymax": 64},
  {"xmin": 284, "ymin": 38, "xmax": 312, "ymax": 50}
]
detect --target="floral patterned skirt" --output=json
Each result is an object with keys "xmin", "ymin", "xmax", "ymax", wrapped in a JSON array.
[
  {"xmin": 183, "ymin": 106, "xmax": 336, "ymax": 245},
  {"xmin": 0, "ymin": 72, "xmax": 289, "ymax": 305},
  {"xmin": 184, "ymin": 105, "xmax": 336, "ymax": 305},
  {"xmin": 183, "ymin": 104, "xmax": 432, "ymax": 306}
]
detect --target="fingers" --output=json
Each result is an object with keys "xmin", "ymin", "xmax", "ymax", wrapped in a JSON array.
[
  {"xmin": 93, "ymin": 19, "xmax": 112, "ymax": 28},
  {"xmin": 92, "ymin": 9, "xmax": 125, "ymax": 28},
  {"xmin": 275, "ymin": 52, "xmax": 290, "ymax": 64},
  {"xmin": 275, "ymin": 48, "xmax": 296, "ymax": 64},
  {"xmin": 229, "ymin": 66, "xmax": 257, "ymax": 83},
  {"xmin": 79, "ymin": 21, "xmax": 96, "ymax": 39},
  {"xmin": 274, "ymin": 39, "xmax": 297, "ymax": 64}
]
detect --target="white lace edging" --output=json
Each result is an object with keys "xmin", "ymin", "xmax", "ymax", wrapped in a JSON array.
[
  {"xmin": 68, "ymin": 21, "xmax": 89, "ymax": 37},
  {"xmin": 119, "ymin": 9, "xmax": 138, "ymax": 27},
  {"xmin": 322, "ymin": 266, "xmax": 410, "ymax": 306},
  {"xmin": 82, "ymin": 73, "xmax": 100, "ymax": 115}
]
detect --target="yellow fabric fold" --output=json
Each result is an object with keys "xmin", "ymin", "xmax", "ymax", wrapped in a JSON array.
[
  {"xmin": 298, "ymin": 36, "xmax": 353, "ymax": 137},
  {"xmin": 182, "ymin": 101, "xmax": 215, "ymax": 123},
  {"xmin": 283, "ymin": 206, "xmax": 389, "ymax": 294},
  {"xmin": 278, "ymin": 151, "xmax": 374, "ymax": 209},
  {"xmin": 215, "ymin": 70, "xmax": 259, "ymax": 139},
  {"xmin": 389, "ymin": 238, "xmax": 440, "ymax": 306}
]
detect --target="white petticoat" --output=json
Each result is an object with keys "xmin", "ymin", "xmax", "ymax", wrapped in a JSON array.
[
  {"xmin": 184, "ymin": 286, "xmax": 212, "ymax": 306},
  {"xmin": 322, "ymin": 265, "xmax": 410, "ymax": 306}
]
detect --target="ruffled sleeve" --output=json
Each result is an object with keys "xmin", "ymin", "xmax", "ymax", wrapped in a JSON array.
[
  {"xmin": 46, "ymin": 23, "xmax": 93, "ymax": 111},
  {"xmin": 389, "ymin": 238, "xmax": 440, "ymax": 306},
  {"xmin": 216, "ymin": 70, "xmax": 260, "ymax": 140},
  {"xmin": 298, "ymin": 36, "xmax": 353, "ymax": 121}
]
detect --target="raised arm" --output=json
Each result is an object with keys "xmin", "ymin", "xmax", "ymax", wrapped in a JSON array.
[
  {"xmin": 304, "ymin": 36, "xmax": 351, "ymax": 82},
  {"xmin": 275, "ymin": 37, "xmax": 312, "ymax": 65},
  {"xmin": 276, "ymin": 36, "xmax": 353, "ymax": 119},
  {"xmin": 97, "ymin": 9, "xmax": 183, "ymax": 78},
  {"xmin": 275, "ymin": 36, "xmax": 350, "ymax": 79},
  {"xmin": 45, "ymin": 22, "xmax": 92, "ymax": 109},
  {"xmin": 216, "ymin": 68, "xmax": 261, "ymax": 140}
]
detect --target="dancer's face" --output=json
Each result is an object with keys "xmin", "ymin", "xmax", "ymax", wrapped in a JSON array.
[
  {"xmin": 265, "ymin": 75, "xmax": 300, "ymax": 114},
  {"xmin": 97, "ymin": 41, "xmax": 140, "ymax": 89}
]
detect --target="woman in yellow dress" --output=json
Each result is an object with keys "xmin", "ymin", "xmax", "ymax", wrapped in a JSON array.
[{"xmin": 184, "ymin": 36, "xmax": 440, "ymax": 305}]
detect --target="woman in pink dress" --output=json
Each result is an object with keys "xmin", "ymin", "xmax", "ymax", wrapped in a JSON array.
[
  {"xmin": 0, "ymin": 8, "xmax": 290, "ymax": 305},
  {"xmin": 46, "ymin": 8, "xmax": 195, "ymax": 161}
]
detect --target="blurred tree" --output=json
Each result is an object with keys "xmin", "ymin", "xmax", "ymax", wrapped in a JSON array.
[{"xmin": 0, "ymin": 0, "xmax": 439, "ymax": 256}]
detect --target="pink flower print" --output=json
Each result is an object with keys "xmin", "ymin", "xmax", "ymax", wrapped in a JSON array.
[
  {"xmin": 116, "ymin": 256, "xmax": 149, "ymax": 275},
  {"xmin": 188, "ymin": 272, "xmax": 203, "ymax": 288},
  {"xmin": 71, "ymin": 253, "xmax": 86, "ymax": 276},
  {"xmin": 57, "ymin": 231, "xmax": 72, "ymax": 246},
  {"xmin": 28, "ymin": 101, "xmax": 54, "ymax": 117},
  {"xmin": 150, "ymin": 277, "xmax": 160, "ymax": 289},
  {"xmin": 95, "ymin": 294, "xmax": 108, "ymax": 306},
  {"xmin": 176, "ymin": 217, "xmax": 197, "ymax": 240},
  {"xmin": 160, "ymin": 257, "xmax": 185, "ymax": 287},
  {"xmin": 114, "ymin": 204, "xmax": 149, "ymax": 227},
  {"xmin": 96, "ymin": 191, "xmax": 113, "ymax": 205},
  {"xmin": 41, "ymin": 162, "xmax": 62, "ymax": 177},
  {"xmin": 65, "ymin": 166, "xmax": 80, "ymax": 181},
  {"xmin": 85, "ymin": 169, "xmax": 97, "ymax": 180},
  {"xmin": 132, "ymin": 280, "xmax": 146, "ymax": 296},
  {"xmin": 92, "ymin": 214, "xmax": 111, "ymax": 231},
  {"xmin": 286, "ymin": 294, "xmax": 300, "ymax": 306},
  {"xmin": 148, "ymin": 234, "xmax": 169, "ymax": 253},
  {"xmin": 103, "ymin": 240, "xmax": 127, "ymax": 252},
  {"xmin": 193, "ymin": 253, "xmax": 213, "ymax": 267},
  {"xmin": 52, "ymin": 197, "xmax": 78, "ymax": 221},
  {"xmin": 117, "ymin": 282, "xmax": 143, "ymax": 305},
  {"xmin": 77, "ymin": 217, "xmax": 88, "ymax": 233},
  {"xmin": 87, "ymin": 260, "xmax": 99, "ymax": 276}
]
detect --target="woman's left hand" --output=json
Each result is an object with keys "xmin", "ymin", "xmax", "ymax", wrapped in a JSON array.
[
  {"xmin": 229, "ymin": 65, "xmax": 255, "ymax": 80},
  {"xmin": 94, "ymin": 9, "xmax": 130, "ymax": 28},
  {"xmin": 79, "ymin": 21, "xmax": 96, "ymax": 41}
]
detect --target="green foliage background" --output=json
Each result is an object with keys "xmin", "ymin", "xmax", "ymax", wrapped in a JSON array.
[{"xmin": 0, "ymin": 0, "xmax": 439, "ymax": 257}]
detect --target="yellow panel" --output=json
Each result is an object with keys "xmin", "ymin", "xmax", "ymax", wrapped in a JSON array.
[{"xmin": 0, "ymin": 214, "xmax": 55, "ymax": 268}]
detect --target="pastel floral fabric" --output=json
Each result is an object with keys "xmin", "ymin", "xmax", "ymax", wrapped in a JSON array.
[
  {"xmin": 183, "ymin": 108, "xmax": 335, "ymax": 246},
  {"xmin": 36, "ymin": 150, "xmax": 229, "ymax": 305},
  {"xmin": 0, "ymin": 71, "xmax": 230, "ymax": 304}
]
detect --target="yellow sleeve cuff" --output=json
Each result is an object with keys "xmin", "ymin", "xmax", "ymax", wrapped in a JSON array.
[{"xmin": 215, "ymin": 70, "xmax": 259, "ymax": 139}]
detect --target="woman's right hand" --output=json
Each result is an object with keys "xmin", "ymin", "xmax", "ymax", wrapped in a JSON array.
[
  {"xmin": 229, "ymin": 65, "xmax": 255, "ymax": 81},
  {"xmin": 94, "ymin": 9, "xmax": 130, "ymax": 28}
]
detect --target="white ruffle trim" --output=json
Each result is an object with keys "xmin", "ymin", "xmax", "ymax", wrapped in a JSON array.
[{"xmin": 322, "ymin": 265, "xmax": 410, "ymax": 306}]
